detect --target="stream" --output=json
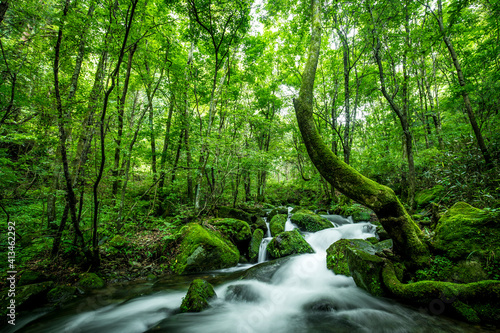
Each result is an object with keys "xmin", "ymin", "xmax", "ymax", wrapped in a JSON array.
[{"xmin": 10, "ymin": 214, "xmax": 491, "ymax": 333}]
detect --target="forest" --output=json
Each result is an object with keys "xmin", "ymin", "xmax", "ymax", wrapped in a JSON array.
[{"xmin": 0, "ymin": 0, "xmax": 499, "ymax": 331}]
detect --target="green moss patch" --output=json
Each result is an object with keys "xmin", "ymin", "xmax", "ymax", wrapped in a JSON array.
[
  {"xmin": 269, "ymin": 214, "xmax": 287, "ymax": 236},
  {"xmin": 326, "ymin": 239, "xmax": 351, "ymax": 276},
  {"xmin": 180, "ymin": 279, "xmax": 217, "ymax": 313},
  {"xmin": 172, "ymin": 223, "xmax": 239, "ymax": 274},
  {"xmin": 266, "ymin": 230, "xmax": 314, "ymax": 259},
  {"xmin": 78, "ymin": 273, "xmax": 105, "ymax": 290},
  {"xmin": 248, "ymin": 228, "xmax": 264, "ymax": 263},
  {"xmin": 290, "ymin": 209, "xmax": 332, "ymax": 232},
  {"xmin": 415, "ymin": 185, "xmax": 445, "ymax": 207}
]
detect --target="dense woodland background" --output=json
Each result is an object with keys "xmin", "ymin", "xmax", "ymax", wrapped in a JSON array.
[{"xmin": 0, "ymin": 0, "xmax": 499, "ymax": 272}]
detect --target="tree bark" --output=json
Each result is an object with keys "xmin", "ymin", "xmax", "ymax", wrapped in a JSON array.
[
  {"xmin": 293, "ymin": 0, "xmax": 428, "ymax": 266},
  {"xmin": 434, "ymin": 0, "xmax": 491, "ymax": 166}
]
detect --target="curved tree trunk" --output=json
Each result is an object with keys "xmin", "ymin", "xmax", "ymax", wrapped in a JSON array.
[{"xmin": 293, "ymin": 0, "xmax": 428, "ymax": 266}]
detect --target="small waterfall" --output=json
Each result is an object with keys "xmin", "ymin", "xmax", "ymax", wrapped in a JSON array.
[
  {"xmin": 258, "ymin": 237, "xmax": 272, "ymax": 263},
  {"xmin": 264, "ymin": 217, "xmax": 271, "ymax": 238}
]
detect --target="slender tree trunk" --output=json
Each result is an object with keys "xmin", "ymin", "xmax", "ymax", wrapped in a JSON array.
[
  {"xmin": 52, "ymin": 0, "xmax": 86, "ymax": 258},
  {"xmin": 112, "ymin": 43, "xmax": 137, "ymax": 196},
  {"xmin": 293, "ymin": 0, "xmax": 428, "ymax": 266},
  {"xmin": 434, "ymin": 0, "xmax": 491, "ymax": 166},
  {"xmin": 158, "ymin": 96, "xmax": 175, "ymax": 189}
]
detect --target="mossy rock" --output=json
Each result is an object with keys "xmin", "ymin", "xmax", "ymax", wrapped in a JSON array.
[
  {"xmin": 249, "ymin": 217, "xmax": 267, "ymax": 234},
  {"xmin": 18, "ymin": 270, "xmax": 49, "ymax": 286},
  {"xmin": 352, "ymin": 211, "xmax": 372, "ymax": 222},
  {"xmin": 180, "ymin": 279, "xmax": 217, "ymax": 313},
  {"xmin": 248, "ymin": 228, "xmax": 264, "ymax": 263},
  {"xmin": 217, "ymin": 206, "xmax": 252, "ymax": 223},
  {"xmin": 266, "ymin": 230, "xmax": 314, "ymax": 259},
  {"xmin": 415, "ymin": 185, "xmax": 445, "ymax": 207},
  {"xmin": 47, "ymin": 285, "xmax": 77, "ymax": 303},
  {"xmin": 209, "ymin": 218, "xmax": 251, "ymax": 243},
  {"xmin": 146, "ymin": 274, "xmax": 157, "ymax": 281},
  {"xmin": 268, "ymin": 207, "xmax": 288, "ymax": 221},
  {"xmin": 434, "ymin": 202, "xmax": 500, "ymax": 262},
  {"xmin": 1, "ymin": 281, "xmax": 55, "ymax": 318},
  {"xmin": 376, "ymin": 225, "xmax": 390, "ymax": 241},
  {"xmin": 269, "ymin": 214, "xmax": 287, "ymax": 236},
  {"xmin": 290, "ymin": 209, "xmax": 332, "ymax": 232},
  {"xmin": 345, "ymin": 239, "xmax": 391, "ymax": 297},
  {"xmin": 326, "ymin": 239, "xmax": 351, "ymax": 276},
  {"xmin": 78, "ymin": 273, "xmax": 105, "ymax": 290},
  {"xmin": 172, "ymin": 223, "xmax": 240, "ymax": 274},
  {"xmin": 109, "ymin": 235, "xmax": 128, "ymax": 249}
]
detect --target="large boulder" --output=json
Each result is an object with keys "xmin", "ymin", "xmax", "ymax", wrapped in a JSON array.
[
  {"xmin": 18, "ymin": 270, "xmax": 49, "ymax": 286},
  {"xmin": 269, "ymin": 214, "xmax": 287, "ymax": 236},
  {"xmin": 180, "ymin": 279, "xmax": 217, "ymax": 312},
  {"xmin": 326, "ymin": 239, "xmax": 393, "ymax": 297},
  {"xmin": 266, "ymin": 230, "xmax": 314, "ymax": 259},
  {"xmin": 1, "ymin": 281, "xmax": 55, "ymax": 320},
  {"xmin": 209, "ymin": 218, "xmax": 252, "ymax": 257},
  {"xmin": 290, "ymin": 209, "xmax": 332, "ymax": 232},
  {"xmin": 434, "ymin": 202, "xmax": 500, "ymax": 261},
  {"xmin": 249, "ymin": 217, "xmax": 267, "ymax": 234},
  {"xmin": 217, "ymin": 206, "xmax": 252, "ymax": 223},
  {"xmin": 172, "ymin": 223, "xmax": 239, "ymax": 274},
  {"xmin": 78, "ymin": 273, "xmax": 105, "ymax": 291},
  {"xmin": 415, "ymin": 185, "xmax": 445, "ymax": 207},
  {"xmin": 248, "ymin": 228, "xmax": 264, "ymax": 263}
]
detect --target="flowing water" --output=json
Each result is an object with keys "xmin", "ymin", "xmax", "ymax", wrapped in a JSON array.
[{"xmin": 12, "ymin": 218, "xmax": 491, "ymax": 333}]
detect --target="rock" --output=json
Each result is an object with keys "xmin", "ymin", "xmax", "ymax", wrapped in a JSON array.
[
  {"xmin": 180, "ymin": 279, "xmax": 216, "ymax": 312},
  {"xmin": 225, "ymin": 284, "xmax": 261, "ymax": 302},
  {"xmin": 434, "ymin": 202, "xmax": 500, "ymax": 263},
  {"xmin": 249, "ymin": 217, "xmax": 267, "ymax": 234},
  {"xmin": 78, "ymin": 273, "xmax": 105, "ymax": 290},
  {"xmin": 47, "ymin": 285, "xmax": 77, "ymax": 304},
  {"xmin": 326, "ymin": 239, "xmax": 393, "ymax": 296},
  {"xmin": 290, "ymin": 209, "xmax": 332, "ymax": 232},
  {"xmin": 241, "ymin": 256, "xmax": 296, "ymax": 282},
  {"xmin": 248, "ymin": 228, "xmax": 264, "ymax": 263},
  {"xmin": 326, "ymin": 239, "xmax": 351, "ymax": 276},
  {"xmin": 269, "ymin": 214, "xmax": 287, "ymax": 236},
  {"xmin": 345, "ymin": 239, "xmax": 388, "ymax": 297},
  {"xmin": 1, "ymin": 281, "xmax": 55, "ymax": 318},
  {"xmin": 18, "ymin": 270, "xmax": 49, "ymax": 286},
  {"xmin": 146, "ymin": 274, "xmax": 157, "ymax": 281},
  {"xmin": 217, "ymin": 206, "xmax": 252, "ymax": 223},
  {"xmin": 415, "ymin": 185, "xmax": 445, "ymax": 207},
  {"xmin": 376, "ymin": 225, "xmax": 390, "ymax": 241},
  {"xmin": 352, "ymin": 211, "xmax": 372, "ymax": 222},
  {"xmin": 172, "ymin": 223, "xmax": 239, "ymax": 274},
  {"xmin": 266, "ymin": 230, "xmax": 314, "ymax": 259},
  {"xmin": 268, "ymin": 207, "xmax": 288, "ymax": 221},
  {"xmin": 109, "ymin": 235, "xmax": 127, "ymax": 249},
  {"xmin": 209, "ymin": 218, "xmax": 252, "ymax": 256}
]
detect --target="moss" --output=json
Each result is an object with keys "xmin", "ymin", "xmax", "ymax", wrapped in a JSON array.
[
  {"xmin": 1, "ymin": 281, "xmax": 55, "ymax": 317},
  {"xmin": 209, "ymin": 218, "xmax": 251, "ymax": 243},
  {"xmin": 345, "ymin": 239, "xmax": 387, "ymax": 297},
  {"xmin": 47, "ymin": 285, "xmax": 76, "ymax": 303},
  {"xmin": 269, "ymin": 214, "xmax": 287, "ymax": 236},
  {"xmin": 415, "ymin": 185, "xmax": 445, "ymax": 207},
  {"xmin": 326, "ymin": 239, "xmax": 351, "ymax": 276},
  {"xmin": 248, "ymin": 228, "xmax": 264, "ymax": 263},
  {"xmin": 266, "ymin": 230, "xmax": 314, "ymax": 259},
  {"xmin": 217, "ymin": 206, "xmax": 252, "ymax": 223},
  {"xmin": 268, "ymin": 207, "xmax": 288, "ymax": 221},
  {"xmin": 18, "ymin": 270, "xmax": 49, "ymax": 286},
  {"xmin": 382, "ymin": 262, "xmax": 500, "ymax": 323},
  {"xmin": 78, "ymin": 273, "xmax": 105, "ymax": 290},
  {"xmin": 109, "ymin": 235, "xmax": 127, "ymax": 249},
  {"xmin": 180, "ymin": 279, "xmax": 216, "ymax": 313},
  {"xmin": 173, "ymin": 223, "xmax": 239, "ymax": 274},
  {"xmin": 290, "ymin": 209, "xmax": 332, "ymax": 232},
  {"xmin": 366, "ymin": 237, "xmax": 379, "ymax": 244},
  {"xmin": 249, "ymin": 217, "xmax": 267, "ymax": 234},
  {"xmin": 434, "ymin": 202, "xmax": 500, "ymax": 262}
]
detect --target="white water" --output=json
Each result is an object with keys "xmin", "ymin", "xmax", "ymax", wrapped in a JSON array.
[
  {"xmin": 18, "ymin": 220, "xmax": 474, "ymax": 333},
  {"xmin": 264, "ymin": 217, "xmax": 271, "ymax": 238},
  {"xmin": 258, "ymin": 237, "xmax": 272, "ymax": 263}
]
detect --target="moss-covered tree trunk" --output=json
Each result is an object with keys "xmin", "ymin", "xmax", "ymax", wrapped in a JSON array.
[{"xmin": 293, "ymin": 0, "xmax": 428, "ymax": 266}]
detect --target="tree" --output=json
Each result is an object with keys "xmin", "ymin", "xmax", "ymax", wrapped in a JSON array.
[{"xmin": 293, "ymin": 0, "xmax": 429, "ymax": 266}]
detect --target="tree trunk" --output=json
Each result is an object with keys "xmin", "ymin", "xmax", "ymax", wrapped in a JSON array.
[
  {"xmin": 435, "ymin": 0, "xmax": 491, "ymax": 166},
  {"xmin": 293, "ymin": 0, "xmax": 428, "ymax": 266}
]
